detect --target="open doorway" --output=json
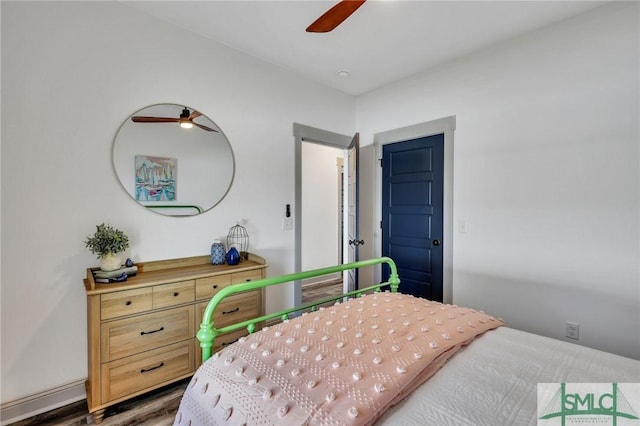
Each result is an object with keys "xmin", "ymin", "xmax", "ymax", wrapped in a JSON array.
[
  {"xmin": 300, "ymin": 143, "xmax": 344, "ymax": 303},
  {"xmin": 293, "ymin": 123, "xmax": 354, "ymax": 308}
]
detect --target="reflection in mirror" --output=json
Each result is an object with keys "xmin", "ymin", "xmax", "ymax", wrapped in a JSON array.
[{"xmin": 112, "ymin": 104, "xmax": 234, "ymax": 216}]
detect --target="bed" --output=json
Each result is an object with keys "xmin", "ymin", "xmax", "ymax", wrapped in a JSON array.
[{"xmin": 174, "ymin": 257, "xmax": 640, "ymax": 425}]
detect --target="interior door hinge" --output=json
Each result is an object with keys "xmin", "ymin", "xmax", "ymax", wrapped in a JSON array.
[
  {"xmin": 379, "ymin": 158, "xmax": 383, "ymax": 167},
  {"xmin": 380, "ymin": 220, "xmax": 383, "ymax": 229}
]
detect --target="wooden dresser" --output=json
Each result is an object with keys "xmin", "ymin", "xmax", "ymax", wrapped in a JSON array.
[{"xmin": 82, "ymin": 254, "xmax": 267, "ymax": 424}]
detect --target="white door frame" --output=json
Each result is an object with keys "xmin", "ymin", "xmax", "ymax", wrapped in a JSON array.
[{"xmin": 373, "ymin": 116, "xmax": 456, "ymax": 303}]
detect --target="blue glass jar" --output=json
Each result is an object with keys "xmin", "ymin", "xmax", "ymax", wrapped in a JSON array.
[
  {"xmin": 226, "ymin": 246, "xmax": 240, "ymax": 265},
  {"xmin": 210, "ymin": 240, "xmax": 226, "ymax": 265}
]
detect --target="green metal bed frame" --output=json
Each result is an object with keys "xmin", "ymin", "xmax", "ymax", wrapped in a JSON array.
[{"xmin": 197, "ymin": 257, "xmax": 400, "ymax": 362}]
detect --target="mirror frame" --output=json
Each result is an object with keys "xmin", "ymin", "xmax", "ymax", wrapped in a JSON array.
[{"xmin": 112, "ymin": 103, "xmax": 235, "ymax": 216}]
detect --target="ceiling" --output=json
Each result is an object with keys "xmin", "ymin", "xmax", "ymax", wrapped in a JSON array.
[{"xmin": 123, "ymin": 1, "xmax": 607, "ymax": 96}]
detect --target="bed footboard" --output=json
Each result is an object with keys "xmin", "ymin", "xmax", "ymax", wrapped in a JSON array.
[{"xmin": 197, "ymin": 256, "xmax": 399, "ymax": 362}]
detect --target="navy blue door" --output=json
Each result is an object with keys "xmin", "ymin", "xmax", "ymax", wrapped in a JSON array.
[{"xmin": 382, "ymin": 134, "xmax": 444, "ymax": 300}]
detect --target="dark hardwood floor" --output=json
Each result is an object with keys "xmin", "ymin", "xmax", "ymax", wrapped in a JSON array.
[
  {"xmin": 10, "ymin": 379, "xmax": 189, "ymax": 426},
  {"xmin": 301, "ymin": 279, "xmax": 343, "ymax": 305}
]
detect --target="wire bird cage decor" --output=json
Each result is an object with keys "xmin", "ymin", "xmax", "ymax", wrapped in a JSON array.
[{"xmin": 226, "ymin": 224, "xmax": 249, "ymax": 261}]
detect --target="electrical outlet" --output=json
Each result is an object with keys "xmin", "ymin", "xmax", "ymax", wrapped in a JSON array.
[{"xmin": 566, "ymin": 321, "xmax": 579, "ymax": 340}]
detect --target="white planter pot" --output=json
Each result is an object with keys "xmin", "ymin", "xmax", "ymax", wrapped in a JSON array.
[{"xmin": 100, "ymin": 253, "xmax": 123, "ymax": 271}]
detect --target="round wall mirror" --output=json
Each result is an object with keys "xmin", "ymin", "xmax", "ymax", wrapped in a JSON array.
[{"xmin": 112, "ymin": 103, "xmax": 235, "ymax": 216}]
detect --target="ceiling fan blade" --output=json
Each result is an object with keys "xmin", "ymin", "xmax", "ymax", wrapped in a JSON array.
[
  {"xmin": 131, "ymin": 116, "xmax": 179, "ymax": 123},
  {"xmin": 306, "ymin": 0, "xmax": 366, "ymax": 33},
  {"xmin": 193, "ymin": 122, "xmax": 218, "ymax": 132},
  {"xmin": 132, "ymin": 112, "xmax": 217, "ymax": 132}
]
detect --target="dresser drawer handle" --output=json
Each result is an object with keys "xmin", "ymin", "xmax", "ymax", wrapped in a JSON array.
[
  {"xmin": 140, "ymin": 326, "xmax": 165, "ymax": 336},
  {"xmin": 173, "ymin": 292, "xmax": 179, "ymax": 297},
  {"xmin": 212, "ymin": 285, "xmax": 218, "ymax": 289},
  {"xmin": 140, "ymin": 362, "xmax": 164, "ymax": 373},
  {"xmin": 222, "ymin": 307, "xmax": 240, "ymax": 315},
  {"xmin": 222, "ymin": 338, "xmax": 240, "ymax": 347},
  {"xmin": 245, "ymin": 279, "xmax": 252, "ymax": 282},
  {"xmin": 125, "ymin": 301, "xmax": 132, "ymax": 306}
]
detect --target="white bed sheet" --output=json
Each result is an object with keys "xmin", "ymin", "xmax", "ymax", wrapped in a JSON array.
[{"xmin": 377, "ymin": 327, "xmax": 640, "ymax": 425}]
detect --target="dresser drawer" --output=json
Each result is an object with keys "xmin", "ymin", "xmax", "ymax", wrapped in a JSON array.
[
  {"xmin": 101, "ymin": 340, "xmax": 194, "ymax": 403},
  {"xmin": 101, "ymin": 305, "xmax": 195, "ymax": 362},
  {"xmin": 215, "ymin": 292, "xmax": 260, "ymax": 327},
  {"xmin": 197, "ymin": 291, "xmax": 259, "ymax": 328},
  {"xmin": 231, "ymin": 270, "xmax": 263, "ymax": 285},
  {"xmin": 212, "ymin": 328, "xmax": 249, "ymax": 352},
  {"xmin": 153, "ymin": 280, "xmax": 194, "ymax": 309},
  {"xmin": 195, "ymin": 270, "xmax": 263, "ymax": 301},
  {"xmin": 101, "ymin": 288, "xmax": 152, "ymax": 320},
  {"xmin": 195, "ymin": 274, "xmax": 231, "ymax": 301}
]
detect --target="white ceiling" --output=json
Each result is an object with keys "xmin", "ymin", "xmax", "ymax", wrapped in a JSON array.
[{"xmin": 123, "ymin": 1, "xmax": 607, "ymax": 96}]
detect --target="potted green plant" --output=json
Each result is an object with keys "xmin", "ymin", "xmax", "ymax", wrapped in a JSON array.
[{"xmin": 85, "ymin": 223, "xmax": 130, "ymax": 271}]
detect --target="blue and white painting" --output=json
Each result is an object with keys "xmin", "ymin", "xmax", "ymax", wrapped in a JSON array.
[{"xmin": 135, "ymin": 155, "xmax": 177, "ymax": 201}]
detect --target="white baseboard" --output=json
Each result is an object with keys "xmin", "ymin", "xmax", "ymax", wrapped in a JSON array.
[{"xmin": 0, "ymin": 379, "xmax": 86, "ymax": 425}]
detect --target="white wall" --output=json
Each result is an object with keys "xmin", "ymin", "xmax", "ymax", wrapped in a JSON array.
[
  {"xmin": 301, "ymin": 143, "xmax": 342, "ymax": 274},
  {"xmin": 0, "ymin": 1, "xmax": 355, "ymax": 404},
  {"xmin": 357, "ymin": 3, "xmax": 639, "ymax": 359}
]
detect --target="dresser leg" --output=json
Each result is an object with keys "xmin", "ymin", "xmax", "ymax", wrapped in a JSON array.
[{"xmin": 91, "ymin": 409, "xmax": 106, "ymax": 424}]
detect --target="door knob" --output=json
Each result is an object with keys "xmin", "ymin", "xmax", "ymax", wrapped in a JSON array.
[
  {"xmin": 432, "ymin": 239, "xmax": 441, "ymax": 246},
  {"xmin": 349, "ymin": 239, "xmax": 365, "ymax": 246}
]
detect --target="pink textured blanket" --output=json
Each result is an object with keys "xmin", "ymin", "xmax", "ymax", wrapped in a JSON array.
[{"xmin": 175, "ymin": 293, "xmax": 503, "ymax": 425}]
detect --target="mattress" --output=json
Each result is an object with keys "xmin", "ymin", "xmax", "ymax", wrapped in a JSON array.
[{"xmin": 378, "ymin": 326, "xmax": 640, "ymax": 425}]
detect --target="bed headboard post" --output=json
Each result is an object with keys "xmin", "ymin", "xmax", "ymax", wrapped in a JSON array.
[
  {"xmin": 196, "ymin": 323, "xmax": 215, "ymax": 361},
  {"xmin": 387, "ymin": 258, "xmax": 400, "ymax": 293}
]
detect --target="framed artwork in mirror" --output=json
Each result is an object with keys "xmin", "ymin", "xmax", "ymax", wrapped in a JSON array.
[{"xmin": 134, "ymin": 155, "xmax": 177, "ymax": 202}]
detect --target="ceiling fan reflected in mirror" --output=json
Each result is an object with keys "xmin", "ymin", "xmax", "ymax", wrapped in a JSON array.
[
  {"xmin": 131, "ymin": 107, "xmax": 218, "ymax": 132},
  {"xmin": 306, "ymin": 0, "xmax": 366, "ymax": 33}
]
